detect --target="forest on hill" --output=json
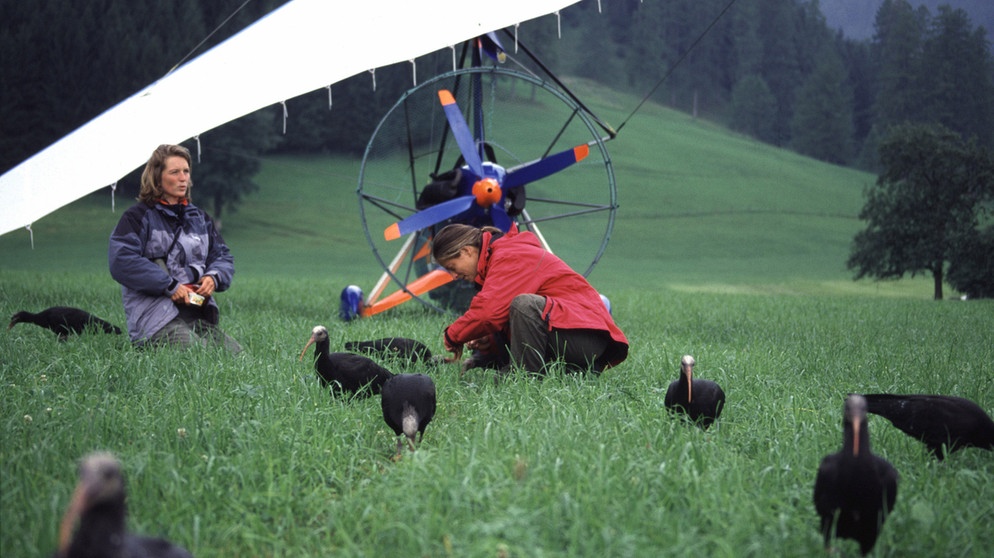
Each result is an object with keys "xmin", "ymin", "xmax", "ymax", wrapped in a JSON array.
[
  {"xmin": 2, "ymin": 0, "xmax": 992, "ymax": 183},
  {"xmin": 820, "ymin": 0, "xmax": 993, "ymax": 41}
]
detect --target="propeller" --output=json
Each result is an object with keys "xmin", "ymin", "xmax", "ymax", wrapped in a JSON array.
[
  {"xmin": 504, "ymin": 144, "xmax": 590, "ymax": 189},
  {"xmin": 439, "ymin": 90, "xmax": 484, "ymax": 177},
  {"xmin": 385, "ymin": 195, "xmax": 475, "ymax": 241},
  {"xmin": 383, "ymin": 89, "xmax": 590, "ymax": 241}
]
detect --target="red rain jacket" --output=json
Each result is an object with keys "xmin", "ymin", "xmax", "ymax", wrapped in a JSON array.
[{"xmin": 444, "ymin": 228, "xmax": 628, "ymax": 368}]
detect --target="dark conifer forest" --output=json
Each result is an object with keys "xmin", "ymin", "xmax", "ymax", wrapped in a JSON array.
[{"xmin": 2, "ymin": 0, "xmax": 992, "ymax": 176}]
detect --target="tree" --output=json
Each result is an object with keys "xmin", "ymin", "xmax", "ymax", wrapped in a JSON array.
[
  {"xmin": 847, "ymin": 123, "xmax": 994, "ymax": 299},
  {"xmin": 625, "ymin": 0, "xmax": 677, "ymax": 95},
  {"xmin": 755, "ymin": 0, "xmax": 822, "ymax": 145},
  {"xmin": 837, "ymin": 36, "xmax": 875, "ymax": 158},
  {"xmin": 182, "ymin": 108, "xmax": 282, "ymax": 228},
  {"xmin": 0, "ymin": 0, "xmax": 208, "ymax": 173},
  {"xmin": 871, "ymin": 0, "xmax": 928, "ymax": 131},
  {"xmin": 790, "ymin": 45, "xmax": 854, "ymax": 164},
  {"xmin": 920, "ymin": 5, "xmax": 994, "ymax": 146},
  {"xmin": 729, "ymin": 74, "xmax": 777, "ymax": 143},
  {"xmin": 728, "ymin": 0, "xmax": 763, "ymax": 82},
  {"xmin": 946, "ymin": 225, "xmax": 994, "ymax": 299}
]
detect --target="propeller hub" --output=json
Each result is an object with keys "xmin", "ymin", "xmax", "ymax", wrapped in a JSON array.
[{"xmin": 472, "ymin": 178, "xmax": 502, "ymax": 207}]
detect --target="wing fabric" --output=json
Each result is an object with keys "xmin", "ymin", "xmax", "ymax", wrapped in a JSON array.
[{"xmin": 0, "ymin": 0, "xmax": 580, "ymax": 237}]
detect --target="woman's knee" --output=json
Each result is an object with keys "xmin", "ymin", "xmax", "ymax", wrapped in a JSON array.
[{"xmin": 510, "ymin": 293, "xmax": 545, "ymax": 316}]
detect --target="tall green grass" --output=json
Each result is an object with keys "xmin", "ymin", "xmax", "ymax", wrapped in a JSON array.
[
  {"xmin": 2, "ymin": 274, "xmax": 992, "ymax": 557},
  {"xmin": 2, "ymin": 83, "xmax": 991, "ymax": 557}
]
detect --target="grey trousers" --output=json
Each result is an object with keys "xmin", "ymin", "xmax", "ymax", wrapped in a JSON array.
[
  {"xmin": 507, "ymin": 294, "xmax": 611, "ymax": 374},
  {"xmin": 148, "ymin": 310, "xmax": 243, "ymax": 354}
]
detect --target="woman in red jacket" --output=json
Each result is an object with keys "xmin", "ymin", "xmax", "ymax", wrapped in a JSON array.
[{"xmin": 432, "ymin": 224, "xmax": 628, "ymax": 376}]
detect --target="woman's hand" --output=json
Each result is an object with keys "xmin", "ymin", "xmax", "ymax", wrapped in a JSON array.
[
  {"xmin": 443, "ymin": 331, "xmax": 463, "ymax": 363},
  {"xmin": 196, "ymin": 275, "xmax": 216, "ymax": 297},
  {"xmin": 170, "ymin": 276, "xmax": 214, "ymax": 306},
  {"xmin": 171, "ymin": 283, "xmax": 193, "ymax": 305},
  {"xmin": 466, "ymin": 335, "xmax": 493, "ymax": 352}
]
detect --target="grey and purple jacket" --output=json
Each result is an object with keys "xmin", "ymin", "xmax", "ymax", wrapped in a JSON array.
[{"xmin": 109, "ymin": 200, "xmax": 234, "ymax": 342}]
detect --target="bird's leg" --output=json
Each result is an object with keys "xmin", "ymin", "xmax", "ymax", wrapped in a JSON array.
[{"xmin": 407, "ymin": 435, "xmax": 417, "ymax": 452}]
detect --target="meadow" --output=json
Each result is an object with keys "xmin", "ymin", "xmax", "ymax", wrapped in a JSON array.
[{"xmin": 2, "ymin": 82, "xmax": 993, "ymax": 557}]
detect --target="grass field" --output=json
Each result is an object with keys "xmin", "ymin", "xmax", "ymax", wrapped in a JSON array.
[{"xmin": 2, "ymin": 83, "xmax": 993, "ymax": 557}]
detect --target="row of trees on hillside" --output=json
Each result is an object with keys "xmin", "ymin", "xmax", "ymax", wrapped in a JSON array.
[
  {"xmin": 5, "ymin": 1, "xmax": 993, "ymax": 178},
  {"xmin": 858, "ymin": 0, "xmax": 994, "ymax": 167},
  {"xmin": 2, "ymin": 1, "xmax": 992, "ymax": 296},
  {"xmin": 558, "ymin": 0, "xmax": 994, "ymax": 170}
]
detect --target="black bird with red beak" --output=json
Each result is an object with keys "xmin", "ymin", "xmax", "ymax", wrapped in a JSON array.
[
  {"xmin": 814, "ymin": 394, "xmax": 899, "ymax": 556},
  {"xmin": 664, "ymin": 355, "xmax": 725, "ymax": 430},
  {"xmin": 55, "ymin": 452, "xmax": 192, "ymax": 558},
  {"xmin": 299, "ymin": 325, "xmax": 394, "ymax": 398},
  {"xmin": 861, "ymin": 393, "xmax": 994, "ymax": 460}
]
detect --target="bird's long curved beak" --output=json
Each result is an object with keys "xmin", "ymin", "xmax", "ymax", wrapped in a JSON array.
[
  {"xmin": 683, "ymin": 365, "xmax": 693, "ymax": 402},
  {"xmin": 58, "ymin": 480, "xmax": 89, "ymax": 557},
  {"xmin": 298, "ymin": 336, "xmax": 316, "ymax": 362},
  {"xmin": 852, "ymin": 419, "xmax": 861, "ymax": 457}
]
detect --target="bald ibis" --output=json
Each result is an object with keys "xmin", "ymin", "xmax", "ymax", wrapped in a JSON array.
[
  {"xmin": 344, "ymin": 337, "xmax": 435, "ymax": 364},
  {"xmin": 299, "ymin": 325, "xmax": 394, "ymax": 397},
  {"xmin": 9, "ymin": 306, "xmax": 121, "ymax": 340},
  {"xmin": 861, "ymin": 393, "xmax": 994, "ymax": 460},
  {"xmin": 55, "ymin": 452, "xmax": 192, "ymax": 558},
  {"xmin": 381, "ymin": 373, "xmax": 437, "ymax": 455},
  {"xmin": 814, "ymin": 394, "xmax": 899, "ymax": 556},
  {"xmin": 664, "ymin": 355, "xmax": 725, "ymax": 430}
]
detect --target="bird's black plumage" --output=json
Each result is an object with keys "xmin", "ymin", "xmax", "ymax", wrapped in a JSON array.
[
  {"xmin": 55, "ymin": 452, "xmax": 192, "ymax": 558},
  {"xmin": 664, "ymin": 355, "xmax": 725, "ymax": 430},
  {"xmin": 814, "ymin": 394, "xmax": 899, "ymax": 556},
  {"xmin": 299, "ymin": 325, "xmax": 394, "ymax": 397},
  {"xmin": 381, "ymin": 373, "xmax": 437, "ymax": 455},
  {"xmin": 9, "ymin": 306, "xmax": 122, "ymax": 340},
  {"xmin": 861, "ymin": 393, "xmax": 994, "ymax": 460},
  {"xmin": 344, "ymin": 337, "xmax": 434, "ymax": 363}
]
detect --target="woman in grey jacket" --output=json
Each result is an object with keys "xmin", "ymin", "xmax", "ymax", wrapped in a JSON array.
[{"xmin": 109, "ymin": 144, "xmax": 241, "ymax": 353}]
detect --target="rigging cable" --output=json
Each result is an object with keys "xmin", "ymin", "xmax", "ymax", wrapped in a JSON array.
[
  {"xmin": 616, "ymin": 0, "xmax": 741, "ymax": 134},
  {"xmin": 165, "ymin": 0, "xmax": 255, "ymax": 76}
]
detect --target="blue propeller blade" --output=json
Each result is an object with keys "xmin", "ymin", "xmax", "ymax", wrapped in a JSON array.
[
  {"xmin": 490, "ymin": 202, "xmax": 513, "ymax": 232},
  {"xmin": 503, "ymin": 144, "xmax": 590, "ymax": 189},
  {"xmin": 384, "ymin": 195, "xmax": 475, "ymax": 240},
  {"xmin": 438, "ymin": 90, "xmax": 484, "ymax": 177}
]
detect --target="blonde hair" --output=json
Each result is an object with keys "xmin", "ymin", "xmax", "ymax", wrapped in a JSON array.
[
  {"xmin": 431, "ymin": 224, "xmax": 502, "ymax": 263},
  {"xmin": 138, "ymin": 144, "xmax": 193, "ymax": 204}
]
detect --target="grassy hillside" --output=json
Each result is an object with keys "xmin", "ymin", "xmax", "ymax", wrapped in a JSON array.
[{"xmin": 0, "ymin": 77, "xmax": 939, "ymax": 300}]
